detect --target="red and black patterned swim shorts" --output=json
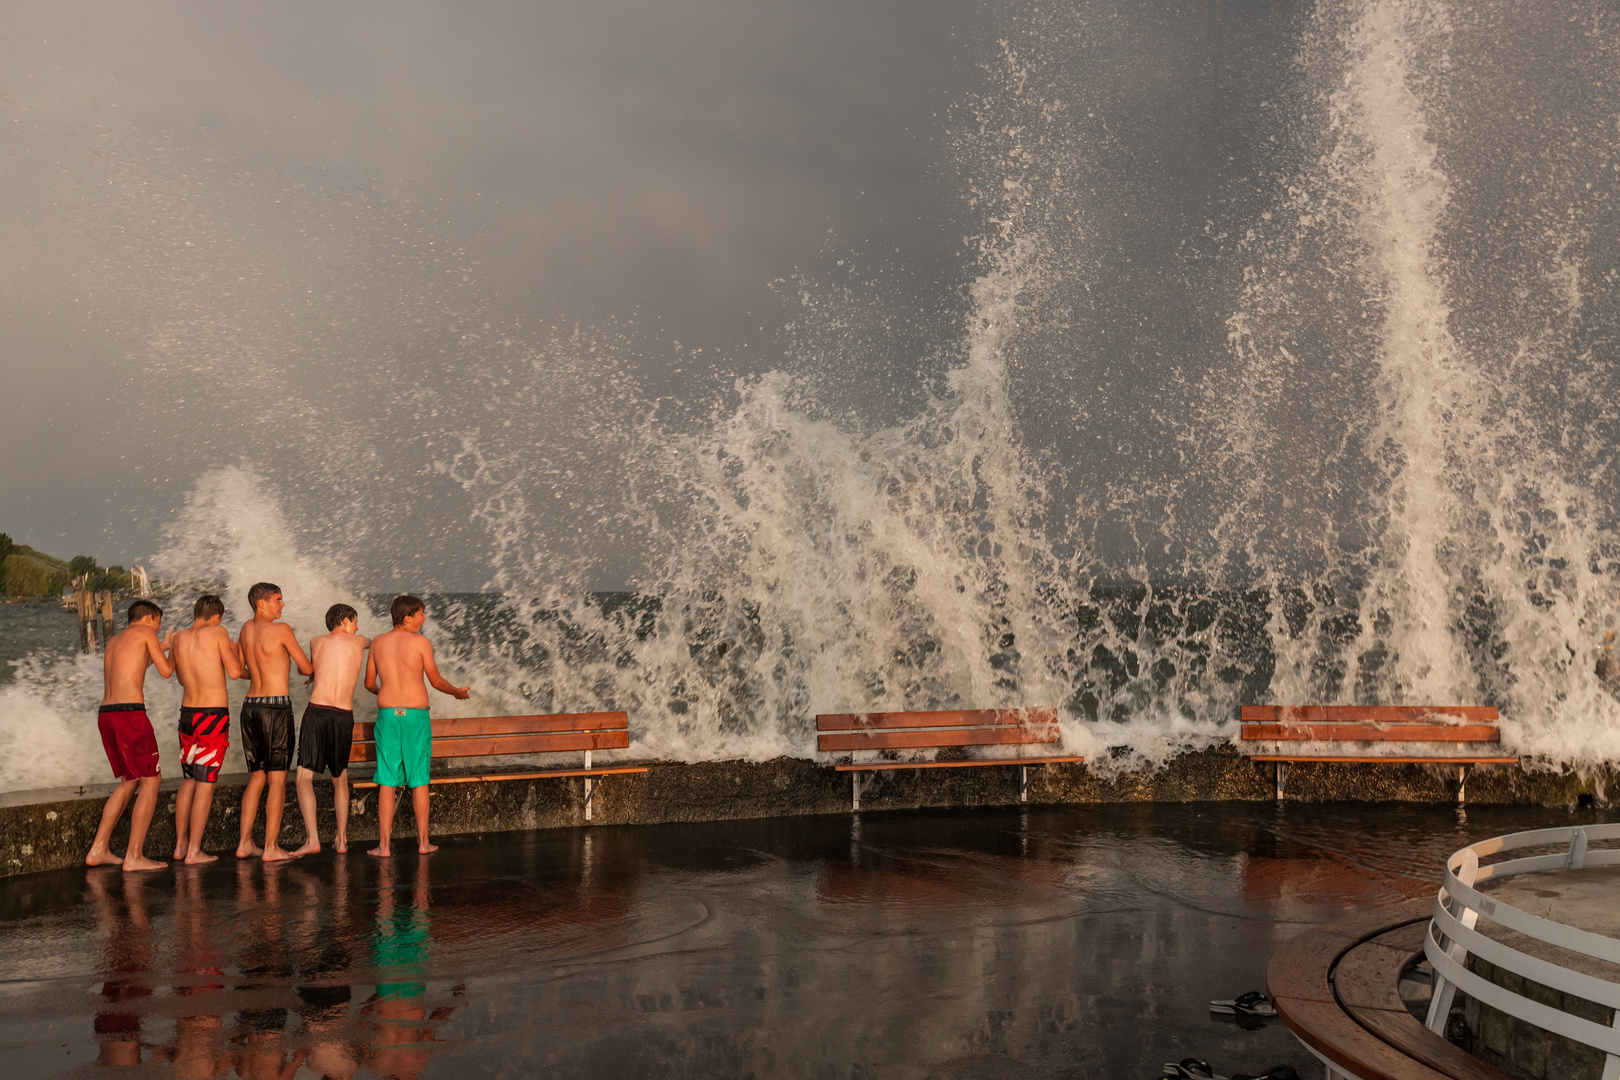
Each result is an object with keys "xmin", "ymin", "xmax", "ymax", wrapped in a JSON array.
[{"xmin": 178, "ymin": 706, "xmax": 231, "ymax": 783}]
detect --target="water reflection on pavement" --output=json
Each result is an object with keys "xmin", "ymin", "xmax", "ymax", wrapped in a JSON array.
[{"xmin": 0, "ymin": 803, "xmax": 1609, "ymax": 1077}]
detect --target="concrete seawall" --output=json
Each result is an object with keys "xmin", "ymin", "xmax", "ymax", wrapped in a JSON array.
[{"xmin": 1, "ymin": 749, "xmax": 1610, "ymax": 878}]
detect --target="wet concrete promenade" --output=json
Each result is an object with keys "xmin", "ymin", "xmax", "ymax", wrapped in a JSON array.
[{"xmin": 0, "ymin": 804, "xmax": 1609, "ymax": 1078}]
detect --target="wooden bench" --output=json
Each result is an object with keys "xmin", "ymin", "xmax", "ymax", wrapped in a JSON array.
[
  {"xmin": 1241, "ymin": 705, "xmax": 1518, "ymax": 803},
  {"xmin": 816, "ymin": 707, "xmax": 1085, "ymax": 810},
  {"xmin": 351, "ymin": 711, "xmax": 648, "ymax": 820}
]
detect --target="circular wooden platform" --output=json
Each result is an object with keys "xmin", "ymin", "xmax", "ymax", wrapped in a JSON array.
[{"xmin": 1267, "ymin": 899, "xmax": 1516, "ymax": 1080}]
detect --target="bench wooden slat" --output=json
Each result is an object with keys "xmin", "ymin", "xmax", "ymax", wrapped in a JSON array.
[
  {"xmin": 816, "ymin": 707, "xmax": 1058, "ymax": 731},
  {"xmin": 819, "ymin": 726, "xmax": 1058, "ymax": 753},
  {"xmin": 351, "ymin": 729, "xmax": 630, "ymax": 762},
  {"xmin": 1241, "ymin": 704, "xmax": 1498, "ymax": 723},
  {"xmin": 1243, "ymin": 723, "xmax": 1501, "ymax": 742},
  {"xmin": 353, "ymin": 765, "xmax": 649, "ymax": 789},
  {"xmin": 351, "ymin": 711, "xmax": 627, "ymax": 742},
  {"xmin": 1249, "ymin": 755, "xmax": 1520, "ymax": 764},
  {"xmin": 833, "ymin": 754, "xmax": 1086, "ymax": 773}
]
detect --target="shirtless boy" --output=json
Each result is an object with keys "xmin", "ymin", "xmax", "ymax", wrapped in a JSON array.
[
  {"xmin": 169, "ymin": 594, "xmax": 246, "ymax": 864},
  {"xmin": 292, "ymin": 603, "xmax": 369, "ymax": 856},
  {"xmin": 364, "ymin": 595, "xmax": 469, "ymax": 857},
  {"xmin": 86, "ymin": 599, "xmax": 175, "ymax": 872},
  {"xmin": 237, "ymin": 582, "xmax": 313, "ymax": 862}
]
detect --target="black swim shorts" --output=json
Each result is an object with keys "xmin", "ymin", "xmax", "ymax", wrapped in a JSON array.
[
  {"xmin": 240, "ymin": 696, "xmax": 295, "ymax": 773},
  {"xmin": 297, "ymin": 704, "xmax": 354, "ymax": 777}
]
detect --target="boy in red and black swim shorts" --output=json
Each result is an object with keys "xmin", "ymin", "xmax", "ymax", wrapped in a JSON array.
[
  {"xmin": 169, "ymin": 594, "xmax": 246, "ymax": 864},
  {"xmin": 86, "ymin": 599, "xmax": 174, "ymax": 873}
]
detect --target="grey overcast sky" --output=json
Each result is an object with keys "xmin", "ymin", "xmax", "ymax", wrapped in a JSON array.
[{"xmin": 2, "ymin": 0, "xmax": 980, "ymax": 572}]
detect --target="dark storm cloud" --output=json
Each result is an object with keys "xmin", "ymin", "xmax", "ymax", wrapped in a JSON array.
[{"xmin": 0, "ymin": 0, "xmax": 977, "ymax": 565}]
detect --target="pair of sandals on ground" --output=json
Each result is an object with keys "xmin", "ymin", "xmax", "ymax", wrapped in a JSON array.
[{"xmin": 1159, "ymin": 992, "xmax": 1288, "ymax": 1080}]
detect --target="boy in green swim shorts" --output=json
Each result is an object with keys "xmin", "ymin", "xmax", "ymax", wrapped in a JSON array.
[{"xmin": 364, "ymin": 595, "xmax": 471, "ymax": 857}]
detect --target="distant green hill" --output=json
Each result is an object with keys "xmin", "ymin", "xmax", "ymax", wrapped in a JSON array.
[
  {"xmin": 2, "ymin": 543, "xmax": 70, "ymax": 597},
  {"xmin": 12, "ymin": 545, "xmax": 67, "ymax": 570},
  {"xmin": 3, "ymin": 553, "xmax": 67, "ymax": 595}
]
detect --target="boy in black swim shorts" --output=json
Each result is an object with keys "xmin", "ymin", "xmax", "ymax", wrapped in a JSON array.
[
  {"xmin": 236, "ymin": 582, "xmax": 313, "ymax": 862},
  {"xmin": 292, "ymin": 603, "xmax": 371, "ymax": 856}
]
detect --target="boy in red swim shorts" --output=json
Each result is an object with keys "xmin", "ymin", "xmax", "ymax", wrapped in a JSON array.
[
  {"xmin": 169, "ymin": 593, "xmax": 246, "ymax": 864},
  {"xmin": 86, "ymin": 599, "xmax": 175, "ymax": 872}
]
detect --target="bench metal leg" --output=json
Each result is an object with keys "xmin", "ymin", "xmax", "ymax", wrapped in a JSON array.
[
  {"xmin": 1019, "ymin": 765, "xmax": 1031, "ymax": 803},
  {"xmin": 1456, "ymin": 764, "xmax": 1470, "ymax": 806},
  {"xmin": 1275, "ymin": 762, "xmax": 1288, "ymax": 801},
  {"xmin": 583, "ymin": 749, "xmax": 594, "ymax": 821},
  {"xmin": 851, "ymin": 771, "xmax": 873, "ymax": 812}
]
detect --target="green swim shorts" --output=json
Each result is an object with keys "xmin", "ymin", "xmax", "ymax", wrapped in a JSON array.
[{"xmin": 373, "ymin": 707, "xmax": 432, "ymax": 788}]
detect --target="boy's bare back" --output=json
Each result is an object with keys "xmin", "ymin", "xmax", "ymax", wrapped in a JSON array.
[
  {"xmin": 172, "ymin": 624, "xmax": 243, "ymax": 708},
  {"xmin": 102, "ymin": 622, "xmax": 173, "ymax": 705},
  {"xmin": 368, "ymin": 626, "xmax": 469, "ymax": 709},
  {"xmin": 309, "ymin": 632, "xmax": 370, "ymax": 711},
  {"xmin": 240, "ymin": 618, "xmax": 309, "ymax": 697}
]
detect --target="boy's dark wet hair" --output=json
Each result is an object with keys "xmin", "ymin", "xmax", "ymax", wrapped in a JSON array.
[
  {"xmin": 325, "ymin": 603, "xmax": 358, "ymax": 631},
  {"xmin": 127, "ymin": 599, "xmax": 163, "ymax": 625},
  {"xmin": 193, "ymin": 594, "xmax": 225, "ymax": 621},
  {"xmin": 247, "ymin": 582, "xmax": 281, "ymax": 610},
  {"xmin": 390, "ymin": 594, "xmax": 425, "ymax": 627}
]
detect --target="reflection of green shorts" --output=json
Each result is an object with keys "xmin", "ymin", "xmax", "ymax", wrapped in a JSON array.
[
  {"xmin": 373, "ymin": 708, "xmax": 431, "ymax": 788},
  {"xmin": 373, "ymin": 905, "xmax": 430, "ymax": 1001}
]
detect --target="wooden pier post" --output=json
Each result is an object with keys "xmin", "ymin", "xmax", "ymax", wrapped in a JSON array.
[{"xmin": 75, "ymin": 586, "xmax": 93, "ymax": 652}]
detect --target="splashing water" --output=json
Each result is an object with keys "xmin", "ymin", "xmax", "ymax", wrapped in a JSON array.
[{"xmin": 7, "ymin": 0, "xmax": 1620, "ymax": 793}]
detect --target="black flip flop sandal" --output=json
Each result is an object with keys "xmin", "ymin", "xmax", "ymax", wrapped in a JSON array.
[{"xmin": 1209, "ymin": 990, "xmax": 1277, "ymax": 1018}]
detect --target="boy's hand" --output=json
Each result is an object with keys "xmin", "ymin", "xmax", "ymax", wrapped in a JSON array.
[{"xmin": 451, "ymin": 685, "xmax": 471, "ymax": 700}]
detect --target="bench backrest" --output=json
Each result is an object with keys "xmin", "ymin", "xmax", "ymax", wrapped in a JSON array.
[
  {"xmin": 351, "ymin": 711, "xmax": 630, "ymax": 763},
  {"xmin": 1240, "ymin": 705, "xmax": 1501, "ymax": 742},
  {"xmin": 816, "ymin": 708, "xmax": 1059, "ymax": 753}
]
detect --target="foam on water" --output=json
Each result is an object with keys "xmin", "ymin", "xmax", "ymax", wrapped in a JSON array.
[{"xmin": 6, "ymin": 0, "xmax": 1620, "ymax": 791}]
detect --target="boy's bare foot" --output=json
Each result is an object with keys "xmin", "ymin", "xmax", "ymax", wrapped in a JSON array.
[
  {"xmin": 417, "ymin": 842, "xmax": 439, "ymax": 854},
  {"xmin": 122, "ymin": 855, "xmax": 168, "ymax": 872},
  {"xmin": 262, "ymin": 846, "xmax": 296, "ymax": 863},
  {"xmin": 291, "ymin": 840, "xmax": 321, "ymax": 857},
  {"xmin": 367, "ymin": 845, "xmax": 391, "ymax": 858},
  {"xmin": 334, "ymin": 839, "xmax": 348, "ymax": 854},
  {"xmin": 184, "ymin": 850, "xmax": 219, "ymax": 865},
  {"xmin": 236, "ymin": 842, "xmax": 264, "ymax": 859},
  {"xmin": 85, "ymin": 849, "xmax": 124, "ymax": 867},
  {"xmin": 172, "ymin": 846, "xmax": 187, "ymax": 861}
]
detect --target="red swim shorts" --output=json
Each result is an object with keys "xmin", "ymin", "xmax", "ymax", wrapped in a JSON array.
[
  {"xmin": 97, "ymin": 704, "xmax": 160, "ymax": 781},
  {"xmin": 178, "ymin": 706, "xmax": 231, "ymax": 783}
]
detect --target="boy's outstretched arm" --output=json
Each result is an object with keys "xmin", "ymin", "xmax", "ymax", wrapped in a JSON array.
[
  {"xmin": 421, "ymin": 640, "xmax": 471, "ymax": 700},
  {"xmin": 150, "ymin": 631, "xmax": 177, "ymax": 679},
  {"xmin": 282, "ymin": 626, "xmax": 314, "ymax": 676},
  {"xmin": 364, "ymin": 648, "xmax": 380, "ymax": 696},
  {"xmin": 220, "ymin": 633, "xmax": 246, "ymax": 680}
]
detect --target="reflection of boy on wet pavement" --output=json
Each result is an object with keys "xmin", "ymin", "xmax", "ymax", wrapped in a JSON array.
[
  {"xmin": 365, "ymin": 858, "xmax": 464, "ymax": 1080},
  {"xmin": 290, "ymin": 859, "xmax": 360, "ymax": 1079},
  {"xmin": 231, "ymin": 858, "xmax": 305, "ymax": 1080},
  {"xmin": 156, "ymin": 870, "xmax": 235, "ymax": 1078},
  {"xmin": 171, "ymin": 593, "xmax": 247, "ymax": 865},
  {"xmin": 365, "ymin": 595, "xmax": 470, "ymax": 858},
  {"xmin": 236, "ymin": 582, "xmax": 313, "ymax": 863},
  {"xmin": 293, "ymin": 603, "xmax": 370, "ymax": 856},
  {"xmin": 87, "ymin": 871, "xmax": 156, "ymax": 1065},
  {"xmin": 86, "ymin": 599, "xmax": 174, "ymax": 873}
]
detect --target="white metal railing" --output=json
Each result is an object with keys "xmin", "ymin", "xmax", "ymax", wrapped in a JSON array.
[{"xmin": 1426, "ymin": 823, "xmax": 1620, "ymax": 1079}]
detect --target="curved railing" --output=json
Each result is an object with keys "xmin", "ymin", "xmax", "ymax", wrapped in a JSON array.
[{"xmin": 1425, "ymin": 823, "xmax": 1620, "ymax": 1069}]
